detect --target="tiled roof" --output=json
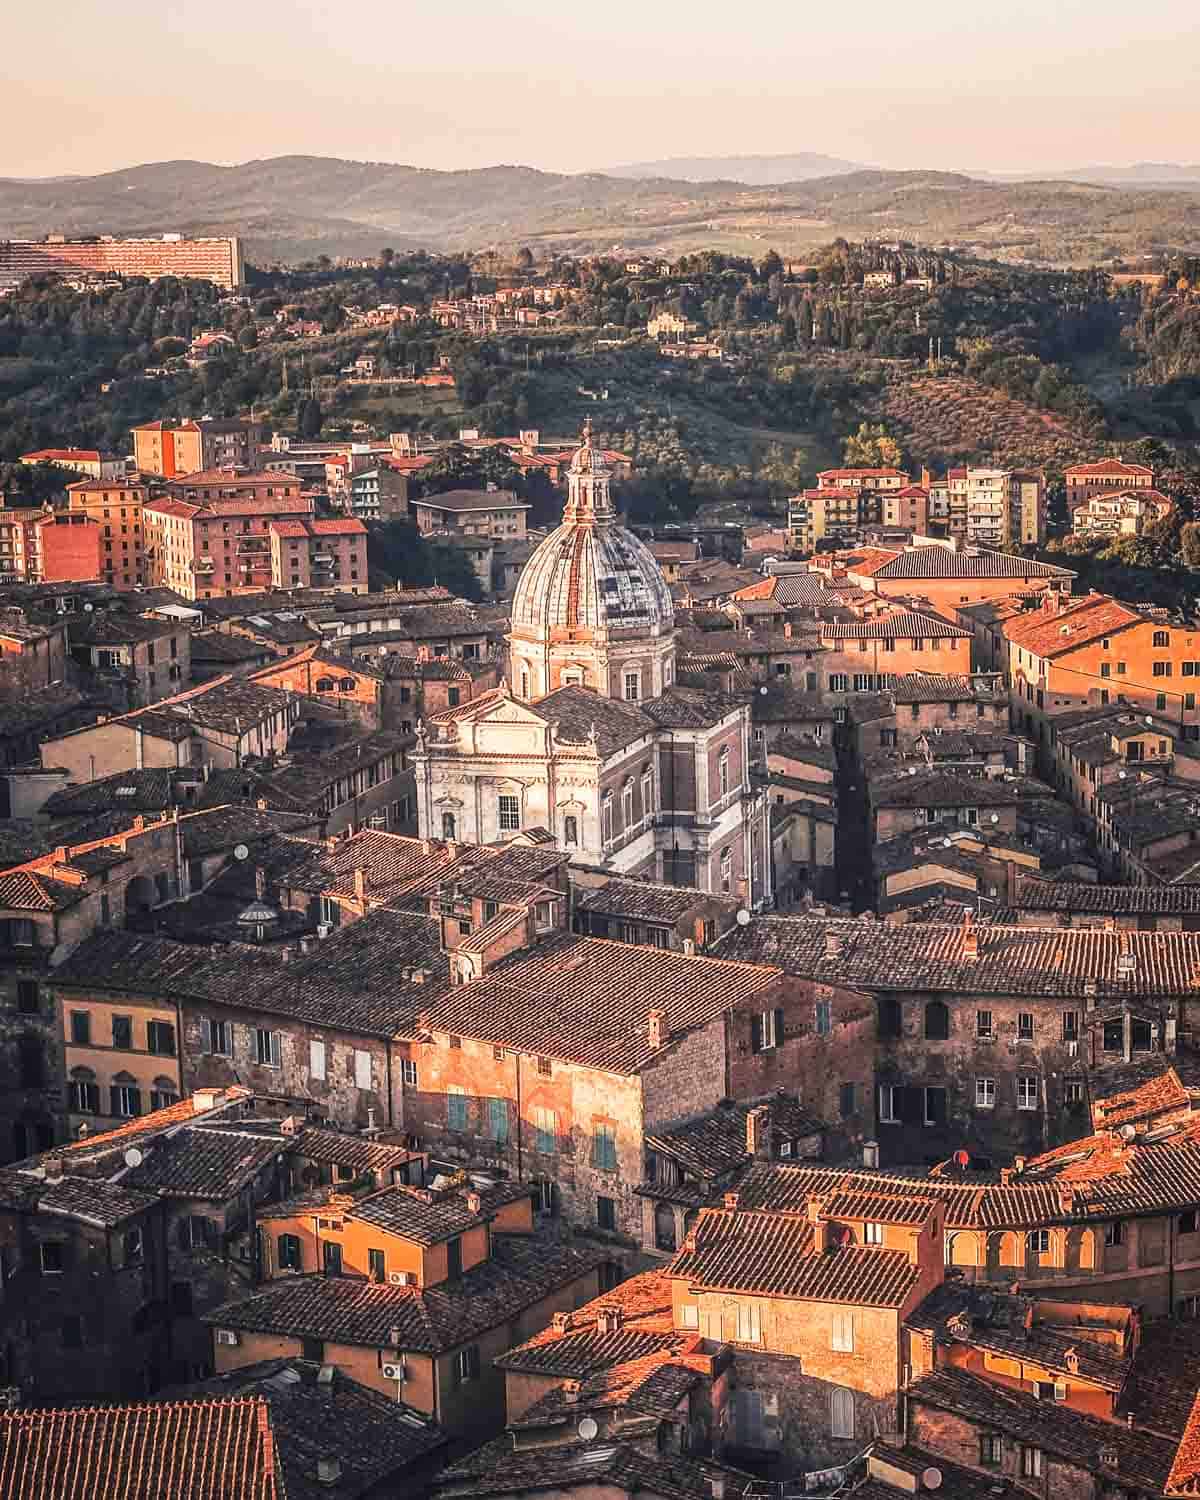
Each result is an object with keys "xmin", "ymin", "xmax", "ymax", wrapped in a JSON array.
[
  {"xmin": 419, "ymin": 934, "xmax": 779, "ymax": 1074},
  {"xmin": 817, "ymin": 467, "xmax": 909, "ymax": 480},
  {"xmin": 1003, "ymin": 596, "xmax": 1142, "ymax": 658},
  {"xmin": 638, "ymin": 687, "xmax": 744, "ymax": 731},
  {"xmin": 122, "ymin": 1127, "xmax": 284, "ymax": 1202},
  {"xmin": 0, "ymin": 1170, "xmax": 157, "ymax": 1228},
  {"xmin": 1015, "ymin": 879, "xmax": 1200, "ymax": 915},
  {"xmin": 509, "ymin": 1351, "xmax": 703, "ymax": 1430},
  {"xmin": 529, "ymin": 686, "xmax": 656, "ymax": 758},
  {"xmin": 713, "ymin": 912, "xmax": 1200, "ymax": 998},
  {"xmin": 884, "ymin": 674, "xmax": 1007, "ymax": 705},
  {"xmin": 0, "ymin": 867, "xmax": 88, "ymax": 914},
  {"xmin": 666, "ymin": 1207, "xmax": 920, "ymax": 1306},
  {"xmin": 821, "ymin": 610, "xmax": 969, "ymax": 640},
  {"xmin": 497, "ymin": 1269, "xmax": 677, "ymax": 1377},
  {"xmin": 0, "ymin": 1397, "xmax": 280, "ymax": 1500},
  {"xmin": 176, "ymin": 1360, "xmax": 447, "ymax": 1500},
  {"xmin": 439, "ymin": 1439, "xmax": 752, "ymax": 1500},
  {"xmin": 207, "ymin": 1233, "xmax": 606, "ymax": 1354},
  {"xmin": 907, "ymin": 1367, "xmax": 1175, "ymax": 1493},
  {"xmin": 349, "ymin": 1180, "xmax": 532, "ymax": 1245},
  {"xmin": 646, "ymin": 1096, "xmax": 823, "ymax": 1181},
  {"xmin": 871, "ymin": 770, "xmax": 1018, "ymax": 809},
  {"xmin": 1066, "ymin": 459, "xmax": 1155, "ymax": 478},
  {"xmin": 286, "ymin": 1126, "xmax": 419, "ymax": 1177},
  {"xmin": 575, "ymin": 877, "xmax": 732, "ymax": 925},
  {"xmin": 871, "ymin": 549, "xmax": 1073, "ymax": 580}
]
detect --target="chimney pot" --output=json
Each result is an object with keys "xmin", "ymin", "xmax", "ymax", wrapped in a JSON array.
[
  {"xmin": 647, "ymin": 1008, "xmax": 668, "ymax": 1050},
  {"xmin": 746, "ymin": 1104, "xmax": 771, "ymax": 1160},
  {"xmin": 354, "ymin": 867, "xmax": 367, "ymax": 904},
  {"xmin": 824, "ymin": 929, "xmax": 842, "ymax": 960}
]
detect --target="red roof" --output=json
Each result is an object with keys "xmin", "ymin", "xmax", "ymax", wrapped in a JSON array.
[
  {"xmin": 20, "ymin": 448, "xmax": 104, "ymax": 463},
  {"xmin": 310, "ymin": 518, "xmax": 367, "ymax": 536},
  {"xmin": 1003, "ymin": 595, "xmax": 1143, "ymax": 658},
  {"xmin": 0, "ymin": 1397, "xmax": 280, "ymax": 1500},
  {"xmin": 816, "ymin": 467, "xmax": 908, "ymax": 481},
  {"xmin": 268, "ymin": 519, "xmax": 308, "ymax": 538},
  {"xmin": 1066, "ymin": 459, "xmax": 1155, "ymax": 479}
]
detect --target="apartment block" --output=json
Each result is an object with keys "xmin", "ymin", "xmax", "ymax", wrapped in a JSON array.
[
  {"xmin": 66, "ymin": 479, "xmax": 148, "ymax": 589},
  {"xmin": 144, "ymin": 478, "xmax": 313, "ymax": 600},
  {"xmin": 132, "ymin": 418, "xmax": 265, "ymax": 479},
  {"xmin": 267, "ymin": 516, "xmax": 368, "ymax": 594}
]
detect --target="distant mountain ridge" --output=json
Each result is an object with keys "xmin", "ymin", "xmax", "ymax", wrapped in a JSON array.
[
  {"xmin": 1, "ymin": 154, "xmax": 1198, "ymax": 266},
  {"xmin": 606, "ymin": 152, "xmax": 867, "ymax": 184}
]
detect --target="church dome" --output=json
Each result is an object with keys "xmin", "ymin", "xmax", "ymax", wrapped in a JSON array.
[{"xmin": 511, "ymin": 428, "xmax": 674, "ymax": 644}]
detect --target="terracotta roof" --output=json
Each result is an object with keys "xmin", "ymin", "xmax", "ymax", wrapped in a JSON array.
[
  {"xmin": 908, "ymin": 1367, "xmax": 1175, "ymax": 1493},
  {"xmin": 1003, "ymin": 595, "xmax": 1143, "ymax": 658},
  {"xmin": 207, "ymin": 1233, "xmax": 606, "ymax": 1354},
  {"xmin": 439, "ymin": 1439, "xmax": 752, "ymax": 1500},
  {"xmin": 871, "ymin": 770, "xmax": 1019, "ymax": 809},
  {"xmin": 0, "ymin": 1397, "xmax": 280, "ymax": 1500},
  {"xmin": 871, "ymin": 549, "xmax": 1073, "ymax": 580},
  {"xmin": 646, "ymin": 1096, "xmax": 823, "ymax": 1181},
  {"xmin": 419, "ymin": 934, "xmax": 780, "ymax": 1074},
  {"xmin": 348, "ymin": 1180, "xmax": 532, "ymax": 1245},
  {"xmin": 1066, "ymin": 459, "xmax": 1155, "ymax": 478},
  {"xmin": 122, "ymin": 1127, "xmax": 284, "ymax": 1201},
  {"xmin": 0, "ymin": 867, "xmax": 88, "ymax": 914},
  {"xmin": 821, "ymin": 610, "xmax": 968, "ymax": 640},
  {"xmin": 667, "ymin": 1207, "xmax": 920, "ymax": 1306},
  {"xmin": 888, "ymin": 673, "xmax": 1007, "ymax": 704},
  {"xmin": 817, "ymin": 468, "xmax": 909, "ymax": 480},
  {"xmin": 285, "ymin": 1126, "xmax": 419, "ymax": 1178},
  {"xmin": 1015, "ymin": 880, "xmax": 1200, "ymax": 916},
  {"xmin": 573, "ymin": 877, "xmax": 731, "ymax": 925},
  {"xmin": 497, "ymin": 1269, "xmax": 678, "ymax": 1376}
]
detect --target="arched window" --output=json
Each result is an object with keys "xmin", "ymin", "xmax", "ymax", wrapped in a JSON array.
[
  {"xmin": 601, "ymin": 793, "xmax": 614, "ymax": 845},
  {"xmin": 150, "ymin": 1076, "xmax": 178, "ymax": 1111},
  {"xmin": 641, "ymin": 769, "xmax": 654, "ymax": 819},
  {"xmin": 339, "ymin": 679, "xmax": 355, "ymax": 692},
  {"xmin": 655, "ymin": 1202, "xmax": 677, "ymax": 1253},
  {"xmin": 720, "ymin": 846, "xmax": 733, "ymax": 894},
  {"xmin": 442, "ymin": 812, "xmax": 456, "ymax": 840},
  {"xmin": 563, "ymin": 815, "xmax": 579, "ymax": 846},
  {"xmin": 69, "ymin": 1067, "xmax": 99, "ymax": 1115},
  {"xmin": 718, "ymin": 748, "xmax": 731, "ymax": 797},
  {"xmin": 830, "ymin": 1387, "xmax": 855, "ymax": 1440},
  {"xmin": 924, "ymin": 1000, "xmax": 950, "ymax": 1041},
  {"xmin": 622, "ymin": 780, "xmax": 634, "ymax": 830},
  {"xmin": 878, "ymin": 997, "xmax": 903, "ymax": 1040},
  {"xmin": 315, "ymin": 677, "xmax": 334, "ymax": 692}
]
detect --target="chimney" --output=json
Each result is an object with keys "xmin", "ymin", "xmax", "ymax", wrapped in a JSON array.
[
  {"xmin": 596, "ymin": 1306, "xmax": 624, "ymax": 1336},
  {"xmin": 962, "ymin": 911, "xmax": 979, "ymax": 961},
  {"xmin": 746, "ymin": 1105, "xmax": 771, "ymax": 1160},
  {"xmin": 710, "ymin": 1478, "xmax": 728, "ymax": 1500},
  {"xmin": 465, "ymin": 1191, "xmax": 482, "ymax": 1214},
  {"xmin": 280, "ymin": 1115, "xmax": 302, "ymax": 1135},
  {"xmin": 255, "ymin": 866, "xmax": 266, "ymax": 901},
  {"xmin": 42, "ymin": 1157, "xmax": 64, "ymax": 1182},
  {"xmin": 647, "ymin": 1008, "xmax": 668, "ymax": 1050},
  {"xmin": 862, "ymin": 1140, "xmax": 880, "ymax": 1169},
  {"xmin": 389, "ymin": 1324, "xmax": 402, "ymax": 1348},
  {"xmin": 1057, "ymin": 1185, "xmax": 1074, "ymax": 1216},
  {"xmin": 808, "ymin": 1194, "xmax": 828, "ymax": 1252},
  {"xmin": 724, "ymin": 1191, "xmax": 740, "ymax": 1210},
  {"xmin": 354, "ymin": 867, "xmax": 367, "ymax": 905},
  {"xmin": 824, "ymin": 929, "xmax": 843, "ymax": 960},
  {"xmin": 1065, "ymin": 1347, "xmax": 1080, "ymax": 1374},
  {"xmin": 783, "ymin": 621, "xmax": 792, "ymax": 639},
  {"xmin": 552, "ymin": 1312, "xmax": 572, "ymax": 1333},
  {"xmin": 1014, "ymin": 1155, "xmax": 1026, "ymax": 1172}
]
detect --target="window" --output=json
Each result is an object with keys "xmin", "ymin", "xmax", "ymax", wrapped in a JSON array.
[
  {"xmin": 322, "ymin": 1240, "xmax": 342, "ymax": 1277},
  {"xmin": 839, "ymin": 1082, "xmax": 857, "ymax": 1118},
  {"xmin": 1181, "ymin": 1210, "xmax": 1199, "ymax": 1236},
  {"xmin": 111, "ymin": 1083, "xmax": 141, "ymax": 1118},
  {"xmin": 737, "ymin": 1302, "xmax": 762, "ymax": 1343},
  {"xmin": 69, "ymin": 1011, "xmax": 91, "ymax": 1045},
  {"xmin": 1028, "ymin": 1229, "xmax": 1050, "ymax": 1256},
  {"xmin": 752, "ymin": 1008, "xmax": 785, "ymax": 1052},
  {"xmin": 622, "ymin": 780, "xmax": 633, "ymax": 829},
  {"xmin": 680, "ymin": 1303, "xmax": 699, "ymax": 1330},
  {"xmin": 878, "ymin": 997, "xmax": 902, "ymax": 1039},
  {"xmin": 536, "ymin": 1055, "xmax": 552, "ymax": 1077},
  {"xmin": 1017, "ymin": 1013, "xmax": 1034, "ymax": 1041},
  {"xmin": 924, "ymin": 1000, "xmax": 949, "ymax": 1040},
  {"xmin": 17, "ymin": 981, "xmax": 39, "ymax": 1015},
  {"xmin": 368, "ymin": 1247, "xmax": 386, "ymax": 1282},
  {"xmin": 720, "ymin": 847, "xmax": 732, "ymax": 894},
  {"xmin": 455, "ymin": 1345, "xmax": 481, "ymax": 1384},
  {"xmin": 310, "ymin": 1039, "xmax": 326, "ymax": 1081},
  {"xmin": 69, "ymin": 1072, "xmax": 99, "ymax": 1114},
  {"xmin": 278, "ymin": 1233, "xmax": 302, "ymax": 1271},
  {"xmin": 39, "ymin": 1241, "xmax": 64, "ymax": 1275},
  {"xmin": 831, "ymin": 1309, "xmax": 855, "ymax": 1351},
  {"xmin": 1062, "ymin": 1011, "xmax": 1079, "ymax": 1042},
  {"xmin": 924, "ymin": 1086, "xmax": 947, "ymax": 1126},
  {"xmin": 447, "ymin": 1085, "xmax": 468, "ymax": 1131},
  {"xmin": 1020, "ymin": 1447, "xmax": 1042, "ymax": 1479},
  {"xmin": 976, "ymin": 1010, "xmax": 993, "ymax": 1040},
  {"xmin": 1158, "ymin": 693, "xmax": 1168, "ymax": 711},
  {"xmin": 624, "ymin": 672, "xmax": 640, "ymax": 702},
  {"xmin": 148, "ymin": 1021, "xmax": 175, "ymax": 1056},
  {"xmin": 1064, "ymin": 1079, "xmax": 1084, "ymax": 1106},
  {"xmin": 201, "ymin": 1018, "xmax": 233, "ymax": 1056},
  {"xmin": 1154, "ymin": 661, "xmax": 1172, "ymax": 677},
  {"xmin": 442, "ymin": 812, "xmax": 456, "ymax": 840},
  {"xmin": 1105, "ymin": 1220, "xmax": 1124, "ymax": 1247},
  {"xmin": 592, "ymin": 1121, "xmax": 617, "ymax": 1171},
  {"xmin": 255, "ymin": 1029, "xmax": 282, "ymax": 1068},
  {"xmin": 1154, "ymin": 630, "xmax": 1170, "ymax": 647},
  {"xmin": 354, "ymin": 1049, "xmax": 372, "ymax": 1091},
  {"xmin": 1103, "ymin": 1019, "xmax": 1123, "ymax": 1053},
  {"xmin": 878, "ymin": 1085, "xmax": 900, "ymax": 1124},
  {"xmin": 1016, "ymin": 1075, "xmax": 1038, "ymax": 1111},
  {"xmin": 1100, "ymin": 662, "xmax": 1111, "ymax": 679},
  {"xmin": 863, "ymin": 1221, "xmax": 883, "ymax": 1245},
  {"xmin": 533, "ymin": 1106, "xmax": 557, "ymax": 1154},
  {"xmin": 980, "ymin": 1434, "xmax": 1003, "ymax": 1468},
  {"xmin": 497, "ymin": 794, "xmax": 520, "ymax": 832},
  {"xmin": 447, "ymin": 687, "xmax": 460, "ymax": 707},
  {"xmin": 486, "ymin": 1097, "xmax": 508, "ymax": 1142},
  {"xmin": 596, "ymin": 1195, "xmax": 617, "ymax": 1232},
  {"xmin": 830, "ymin": 1387, "xmax": 855, "ymax": 1440},
  {"xmin": 150, "ymin": 1084, "xmax": 178, "ymax": 1111},
  {"xmin": 815, "ymin": 1000, "xmax": 832, "ymax": 1036},
  {"xmin": 111, "ymin": 1015, "xmax": 133, "ymax": 1050},
  {"xmin": 563, "ymin": 814, "xmax": 578, "ymax": 845},
  {"xmin": 718, "ymin": 749, "xmax": 730, "ymax": 797},
  {"xmin": 448, "ymin": 1034, "xmax": 462, "ymax": 1050},
  {"xmin": 975, "ymin": 1077, "xmax": 996, "ymax": 1110},
  {"xmin": 829, "ymin": 674, "xmax": 848, "ymax": 693}
]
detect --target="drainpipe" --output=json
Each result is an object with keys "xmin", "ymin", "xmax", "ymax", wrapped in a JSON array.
[{"xmin": 514, "ymin": 1050, "xmax": 523, "ymax": 1184}]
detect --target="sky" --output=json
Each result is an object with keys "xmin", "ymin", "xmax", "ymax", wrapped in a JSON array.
[{"xmin": 2, "ymin": 0, "xmax": 1198, "ymax": 178}]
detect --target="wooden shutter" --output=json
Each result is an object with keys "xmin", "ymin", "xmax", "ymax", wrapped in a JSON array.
[
  {"xmin": 750, "ymin": 1014, "xmax": 764, "ymax": 1053},
  {"xmin": 774, "ymin": 1008, "xmax": 786, "ymax": 1046}
]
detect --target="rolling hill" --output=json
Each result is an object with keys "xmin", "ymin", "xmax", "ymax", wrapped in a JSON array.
[{"xmin": 2, "ymin": 156, "xmax": 1200, "ymax": 266}]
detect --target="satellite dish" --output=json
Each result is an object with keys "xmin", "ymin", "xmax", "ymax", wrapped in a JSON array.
[
  {"xmin": 577, "ymin": 1416, "xmax": 599, "ymax": 1441},
  {"xmin": 1146, "ymin": 716, "xmax": 1153, "ymax": 725},
  {"xmin": 233, "ymin": 844, "xmax": 250, "ymax": 861},
  {"xmin": 921, "ymin": 1468, "xmax": 943, "ymax": 1491},
  {"xmin": 1119, "ymin": 1123, "xmax": 1137, "ymax": 1142},
  {"xmin": 83, "ymin": 601, "xmax": 94, "ymax": 612},
  {"xmin": 736, "ymin": 908, "xmax": 751, "ymax": 927},
  {"xmin": 989, "ymin": 813, "xmax": 999, "ymax": 824},
  {"xmin": 124, "ymin": 1147, "xmax": 144, "ymax": 1168},
  {"xmin": 759, "ymin": 686, "xmax": 768, "ymax": 696},
  {"xmin": 1118, "ymin": 770, "xmax": 1127, "ymax": 779}
]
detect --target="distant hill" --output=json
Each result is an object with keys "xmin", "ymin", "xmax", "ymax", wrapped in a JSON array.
[
  {"xmin": 606, "ymin": 152, "xmax": 867, "ymax": 184},
  {"xmin": 2, "ymin": 155, "xmax": 1200, "ymax": 266}
]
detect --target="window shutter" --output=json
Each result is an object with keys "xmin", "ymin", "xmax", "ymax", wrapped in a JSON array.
[
  {"xmin": 899, "ymin": 1086, "xmax": 924, "ymax": 1125},
  {"xmin": 176, "ymin": 1218, "xmax": 192, "ymax": 1252},
  {"xmin": 310, "ymin": 1039, "xmax": 326, "ymax": 1082},
  {"xmin": 774, "ymin": 1008, "xmax": 786, "ymax": 1046},
  {"xmin": 200, "ymin": 1017, "xmax": 212, "ymax": 1054},
  {"xmin": 271, "ymin": 1032, "xmax": 282, "ymax": 1068},
  {"xmin": 469, "ymin": 1345, "xmax": 481, "ymax": 1379},
  {"xmin": 750, "ymin": 1014, "xmax": 763, "ymax": 1053},
  {"xmin": 110, "ymin": 1086, "xmax": 122, "ymax": 1117}
]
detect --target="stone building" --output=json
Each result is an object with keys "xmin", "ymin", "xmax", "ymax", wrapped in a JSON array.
[{"xmin": 413, "ymin": 428, "xmax": 770, "ymax": 900}]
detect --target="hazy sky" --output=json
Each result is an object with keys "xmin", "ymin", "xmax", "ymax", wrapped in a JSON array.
[{"xmin": 2, "ymin": 0, "xmax": 1198, "ymax": 177}]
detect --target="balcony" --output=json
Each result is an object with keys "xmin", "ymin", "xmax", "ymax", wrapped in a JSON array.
[{"xmin": 194, "ymin": 557, "xmax": 215, "ymax": 574}]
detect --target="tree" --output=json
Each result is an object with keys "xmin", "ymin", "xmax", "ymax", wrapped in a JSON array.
[
  {"xmin": 297, "ymin": 397, "xmax": 323, "ymax": 439},
  {"xmin": 1182, "ymin": 522, "xmax": 1200, "ymax": 568},
  {"xmin": 780, "ymin": 312, "xmax": 798, "ymax": 348},
  {"xmin": 843, "ymin": 421, "xmax": 903, "ymax": 469}
]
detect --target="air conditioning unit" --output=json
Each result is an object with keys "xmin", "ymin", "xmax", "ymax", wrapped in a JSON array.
[
  {"xmin": 1066, "ymin": 1041, "xmax": 1079, "ymax": 1057},
  {"xmin": 317, "ymin": 922, "xmax": 334, "ymax": 939},
  {"xmin": 388, "ymin": 1271, "xmax": 413, "ymax": 1286},
  {"xmin": 381, "ymin": 1361, "xmax": 407, "ymax": 1383},
  {"xmin": 216, "ymin": 1329, "xmax": 239, "ymax": 1347}
]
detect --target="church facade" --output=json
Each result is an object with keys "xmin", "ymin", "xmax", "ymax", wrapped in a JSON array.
[{"xmin": 411, "ymin": 429, "xmax": 771, "ymax": 904}]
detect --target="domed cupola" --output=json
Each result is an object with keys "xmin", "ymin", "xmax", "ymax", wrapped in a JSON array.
[{"xmin": 509, "ymin": 423, "xmax": 675, "ymax": 703}]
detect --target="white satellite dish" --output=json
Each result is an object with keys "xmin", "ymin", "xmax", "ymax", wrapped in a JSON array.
[
  {"xmin": 124, "ymin": 1147, "xmax": 144, "ymax": 1168},
  {"xmin": 921, "ymin": 1468, "xmax": 943, "ymax": 1491},
  {"xmin": 577, "ymin": 1416, "xmax": 599, "ymax": 1441},
  {"xmin": 83, "ymin": 602, "xmax": 94, "ymax": 612},
  {"xmin": 735, "ymin": 908, "xmax": 751, "ymax": 927},
  {"xmin": 989, "ymin": 813, "xmax": 999, "ymax": 824},
  {"xmin": 233, "ymin": 844, "xmax": 250, "ymax": 861},
  {"xmin": 1119, "ymin": 1123, "xmax": 1137, "ymax": 1142}
]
